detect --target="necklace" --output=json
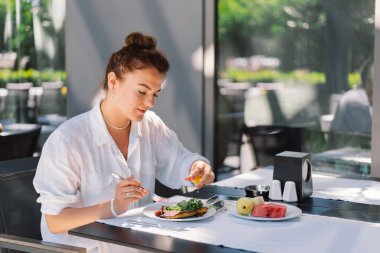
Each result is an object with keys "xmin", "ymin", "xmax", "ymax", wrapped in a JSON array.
[{"xmin": 103, "ymin": 118, "xmax": 131, "ymax": 130}]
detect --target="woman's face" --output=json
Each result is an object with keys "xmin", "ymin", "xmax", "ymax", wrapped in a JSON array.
[{"xmin": 110, "ymin": 67, "xmax": 165, "ymax": 121}]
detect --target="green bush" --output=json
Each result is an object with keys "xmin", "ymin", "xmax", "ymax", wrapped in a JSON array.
[
  {"xmin": 221, "ymin": 68, "xmax": 359, "ymax": 87},
  {"xmin": 224, "ymin": 69, "xmax": 278, "ymax": 83},
  {"xmin": 0, "ymin": 69, "xmax": 67, "ymax": 88},
  {"xmin": 348, "ymin": 72, "xmax": 361, "ymax": 89}
]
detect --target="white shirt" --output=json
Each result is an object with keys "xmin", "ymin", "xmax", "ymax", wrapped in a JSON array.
[
  {"xmin": 33, "ymin": 102, "xmax": 208, "ymax": 252},
  {"xmin": 330, "ymin": 87, "xmax": 372, "ymax": 134}
]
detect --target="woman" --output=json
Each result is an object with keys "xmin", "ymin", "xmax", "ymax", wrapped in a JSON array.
[{"xmin": 33, "ymin": 32, "xmax": 215, "ymax": 252}]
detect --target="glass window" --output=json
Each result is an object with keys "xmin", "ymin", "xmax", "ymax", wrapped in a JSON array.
[
  {"xmin": 216, "ymin": 0, "xmax": 374, "ymax": 177},
  {"xmin": 0, "ymin": 0, "xmax": 66, "ymax": 124}
]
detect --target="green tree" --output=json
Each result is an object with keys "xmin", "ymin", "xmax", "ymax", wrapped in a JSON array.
[
  {"xmin": 218, "ymin": 0, "xmax": 373, "ymax": 76},
  {"xmin": 218, "ymin": 0, "xmax": 325, "ymax": 69},
  {"xmin": 0, "ymin": 0, "xmax": 64, "ymax": 70}
]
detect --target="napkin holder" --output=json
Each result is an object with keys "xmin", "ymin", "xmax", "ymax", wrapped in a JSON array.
[{"xmin": 273, "ymin": 151, "xmax": 313, "ymax": 202}]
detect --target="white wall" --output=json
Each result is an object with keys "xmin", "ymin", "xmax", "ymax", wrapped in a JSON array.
[{"xmin": 65, "ymin": 0, "xmax": 212, "ymax": 157}]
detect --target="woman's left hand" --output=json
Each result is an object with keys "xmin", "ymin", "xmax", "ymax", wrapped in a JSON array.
[{"xmin": 185, "ymin": 160, "xmax": 215, "ymax": 188}]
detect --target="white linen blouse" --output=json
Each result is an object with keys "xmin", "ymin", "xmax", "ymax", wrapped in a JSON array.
[{"xmin": 33, "ymin": 102, "xmax": 208, "ymax": 252}]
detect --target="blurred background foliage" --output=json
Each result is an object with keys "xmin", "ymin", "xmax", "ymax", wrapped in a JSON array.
[
  {"xmin": 0, "ymin": 69, "xmax": 66, "ymax": 88},
  {"xmin": 218, "ymin": 0, "xmax": 374, "ymax": 91},
  {"xmin": 0, "ymin": 0, "xmax": 65, "ymax": 86},
  {"xmin": 222, "ymin": 69, "xmax": 360, "ymax": 88}
]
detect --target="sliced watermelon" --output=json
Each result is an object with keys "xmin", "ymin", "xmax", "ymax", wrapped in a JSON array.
[{"xmin": 252, "ymin": 203, "xmax": 287, "ymax": 218}]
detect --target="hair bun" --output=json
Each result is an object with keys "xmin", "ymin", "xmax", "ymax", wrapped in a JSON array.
[{"xmin": 124, "ymin": 32, "xmax": 157, "ymax": 50}]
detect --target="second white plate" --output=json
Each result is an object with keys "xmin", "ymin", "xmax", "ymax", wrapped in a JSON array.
[
  {"xmin": 229, "ymin": 202, "xmax": 302, "ymax": 221},
  {"xmin": 143, "ymin": 202, "xmax": 217, "ymax": 222}
]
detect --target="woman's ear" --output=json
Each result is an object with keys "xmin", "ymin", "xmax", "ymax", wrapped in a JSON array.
[{"xmin": 107, "ymin": 72, "xmax": 118, "ymax": 91}]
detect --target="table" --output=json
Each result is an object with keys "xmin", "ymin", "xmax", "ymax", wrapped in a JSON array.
[
  {"xmin": 69, "ymin": 221, "xmax": 243, "ymax": 253},
  {"xmin": 69, "ymin": 168, "xmax": 380, "ymax": 253},
  {"xmin": 0, "ymin": 123, "xmax": 41, "ymax": 161}
]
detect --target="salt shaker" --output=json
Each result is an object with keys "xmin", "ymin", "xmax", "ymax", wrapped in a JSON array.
[
  {"xmin": 269, "ymin": 179, "xmax": 282, "ymax": 200},
  {"xmin": 283, "ymin": 181, "xmax": 298, "ymax": 202}
]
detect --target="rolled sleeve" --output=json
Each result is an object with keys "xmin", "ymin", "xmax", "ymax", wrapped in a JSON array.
[
  {"xmin": 151, "ymin": 114, "xmax": 210, "ymax": 189},
  {"xmin": 33, "ymin": 129, "xmax": 82, "ymax": 215},
  {"xmin": 37, "ymin": 192, "xmax": 81, "ymax": 215}
]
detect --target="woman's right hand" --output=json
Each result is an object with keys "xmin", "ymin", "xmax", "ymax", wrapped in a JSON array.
[{"xmin": 113, "ymin": 175, "xmax": 148, "ymax": 215}]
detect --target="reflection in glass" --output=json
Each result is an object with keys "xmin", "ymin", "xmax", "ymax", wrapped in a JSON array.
[{"xmin": 216, "ymin": 0, "xmax": 374, "ymax": 177}]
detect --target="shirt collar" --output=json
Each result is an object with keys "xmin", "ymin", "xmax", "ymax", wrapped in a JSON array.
[{"xmin": 89, "ymin": 101, "xmax": 143, "ymax": 147}]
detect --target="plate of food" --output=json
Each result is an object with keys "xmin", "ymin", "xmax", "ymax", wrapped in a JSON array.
[
  {"xmin": 143, "ymin": 198, "xmax": 217, "ymax": 221},
  {"xmin": 230, "ymin": 196, "xmax": 302, "ymax": 221}
]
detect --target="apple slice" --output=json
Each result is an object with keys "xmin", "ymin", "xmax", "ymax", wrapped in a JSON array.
[{"xmin": 236, "ymin": 197, "xmax": 255, "ymax": 215}]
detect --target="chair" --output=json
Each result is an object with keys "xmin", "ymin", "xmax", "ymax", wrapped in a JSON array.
[
  {"xmin": 215, "ymin": 91, "xmax": 245, "ymax": 179},
  {"xmin": 5, "ymin": 83, "xmax": 33, "ymax": 123},
  {"xmin": 0, "ymin": 156, "xmax": 85, "ymax": 253},
  {"xmin": 154, "ymin": 179, "xmax": 186, "ymax": 198},
  {"xmin": 0, "ymin": 89, "xmax": 8, "ymax": 119},
  {"xmin": 242, "ymin": 125, "xmax": 304, "ymax": 168},
  {"xmin": 0, "ymin": 124, "xmax": 41, "ymax": 161},
  {"xmin": 38, "ymin": 82, "xmax": 66, "ymax": 116}
]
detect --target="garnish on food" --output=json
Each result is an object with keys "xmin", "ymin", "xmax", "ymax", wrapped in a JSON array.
[{"xmin": 154, "ymin": 198, "xmax": 208, "ymax": 219}]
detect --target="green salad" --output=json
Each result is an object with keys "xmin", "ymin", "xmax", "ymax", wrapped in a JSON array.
[{"xmin": 164, "ymin": 198, "xmax": 203, "ymax": 212}]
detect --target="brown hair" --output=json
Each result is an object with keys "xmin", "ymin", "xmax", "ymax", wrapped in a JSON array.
[{"xmin": 103, "ymin": 32, "xmax": 170, "ymax": 90}]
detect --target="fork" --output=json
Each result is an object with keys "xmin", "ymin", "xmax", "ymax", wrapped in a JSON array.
[
  {"xmin": 112, "ymin": 172, "xmax": 168, "ymax": 202},
  {"xmin": 126, "ymin": 220, "xmax": 187, "ymax": 231}
]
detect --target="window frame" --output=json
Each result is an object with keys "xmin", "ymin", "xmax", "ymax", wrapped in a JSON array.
[{"xmin": 371, "ymin": 0, "xmax": 380, "ymax": 177}]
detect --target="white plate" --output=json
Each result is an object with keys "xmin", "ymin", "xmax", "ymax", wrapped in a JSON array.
[
  {"xmin": 143, "ymin": 202, "xmax": 217, "ymax": 222},
  {"xmin": 229, "ymin": 202, "xmax": 302, "ymax": 221}
]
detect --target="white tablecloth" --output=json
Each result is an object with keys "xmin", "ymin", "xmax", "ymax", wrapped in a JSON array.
[
  {"xmin": 98, "ymin": 170, "xmax": 380, "ymax": 253},
  {"xmin": 100, "ymin": 196, "xmax": 380, "ymax": 253}
]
